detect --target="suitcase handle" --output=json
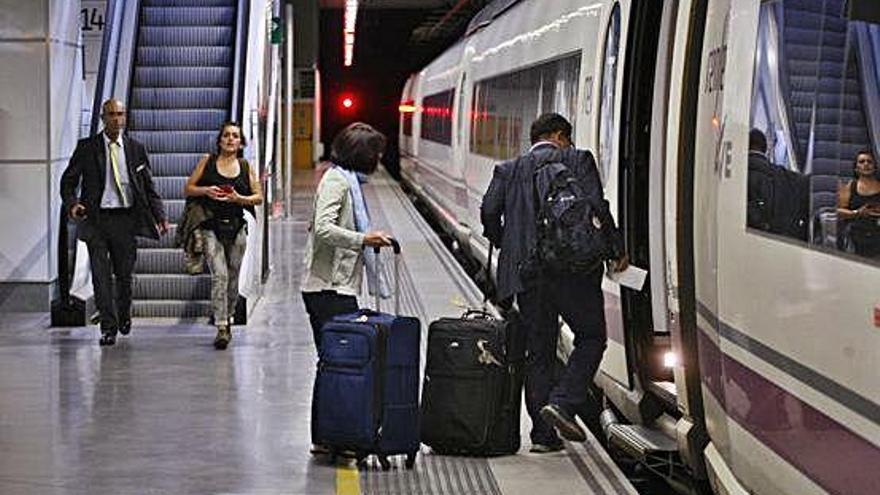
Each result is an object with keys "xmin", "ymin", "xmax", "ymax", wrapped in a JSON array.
[
  {"xmin": 370, "ymin": 238, "xmax": 401, "ymax": 314},
  {"xmin": 371, "ymin": 238, "xmax": 401, "ymax": 255},
  {"xmin": 462, "ymin": 309, "xmax": 494, "ymax": 320}
]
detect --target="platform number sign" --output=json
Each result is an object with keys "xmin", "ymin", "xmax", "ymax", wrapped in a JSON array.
[{"xmin": 80, "ymin": 5, "xmax": 106, "ymax": 38}]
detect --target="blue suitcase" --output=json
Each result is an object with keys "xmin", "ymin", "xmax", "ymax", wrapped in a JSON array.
[{"xmin": 311, "ymin": 240, "xmax": 421, "ymax": 470}]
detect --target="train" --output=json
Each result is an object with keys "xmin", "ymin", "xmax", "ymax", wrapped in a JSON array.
[{"xmin": 397, "ymin": 0, "xmax": 880, "ymax": 493}]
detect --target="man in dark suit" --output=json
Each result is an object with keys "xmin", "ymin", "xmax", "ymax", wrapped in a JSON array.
[
  {"xmin": 481, "ymin": 113, "xmax": 627, "ymax": 452},
  {"xmin": 60, "ymin": 99, "xmax": 169, "ymax": 346}
]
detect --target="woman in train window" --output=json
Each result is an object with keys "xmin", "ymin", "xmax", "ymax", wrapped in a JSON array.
[
  {"xmin": 184, "ymin": 122, "xmax": 263, "ymax": 350},
  {"xmin": 837, "ymin": 150, "xmax": 880, "ymax": 258},
  {"xmin": 300, "ymin": 122, "xmax": 392, "ymax": 353}
]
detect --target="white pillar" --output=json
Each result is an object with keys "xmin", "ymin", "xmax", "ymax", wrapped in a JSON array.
[
  {"xmin": 0, "ymin": 0, "xmax": 83, "ymax": 311},
  {"xmin": 284, "ymin": 2, "xmax": 294, "ymax": 217}
]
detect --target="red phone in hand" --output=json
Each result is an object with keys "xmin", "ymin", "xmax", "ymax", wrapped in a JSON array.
[{"xmin": 219, "ymin": 184, "xmax": 234, "ymax": 195}]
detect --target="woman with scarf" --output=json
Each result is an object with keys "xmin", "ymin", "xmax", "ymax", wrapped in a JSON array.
[{"xmin": 301, "ymin": 122, "xmax": 392, "ymax": 353}]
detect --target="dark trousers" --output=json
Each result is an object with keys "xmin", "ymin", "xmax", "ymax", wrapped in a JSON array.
[
  {"xmin": 86, "ymin": 209, "xmax": 137, "ymax": 332},
  {"xmin": 516, "ymin": 269, "xmax": 607, "ymax": 444},
  {"xmin": 301, "ymin": 291, "xmax": 359, "ymax": 352}
]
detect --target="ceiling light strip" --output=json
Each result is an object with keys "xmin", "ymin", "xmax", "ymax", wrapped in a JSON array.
[{"xmin": 343, "ymin": 0, "xmax": 358, "ymax": 67}]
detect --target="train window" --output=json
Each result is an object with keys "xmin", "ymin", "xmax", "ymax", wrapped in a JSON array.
[
  {"xmin": 421, "ymin": 90, "xmax": 455, "ymax": 145},
  {"xmin": 402, "ymin": 100, "xmax": 414, "ymax": 137},
  {"xmin": 748, "ymin": 0, "xmax": 879, "ymax": 262},
  {"xmin": 598, "ymin": 4, "xmax": 621, "ymax": 185},
  {"xmin": 470, "ymin": 54, "xmax": 581, "ymax": 160}
]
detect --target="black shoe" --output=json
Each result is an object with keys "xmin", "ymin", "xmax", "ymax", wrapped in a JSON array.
[
  {"xmin": 99, "ymin": 330, "xmax": 117, "ymax": 346},
  {"xmin": 118, "ymin": 319, "xmax": 132, "ymax": 336},
  {"xmin": 529, "ymin": 441, "xmax": 565, "ymax": 453},
  {"xmin": 540, "ymin": 404, "xmax": 587, "ymax": 442}
]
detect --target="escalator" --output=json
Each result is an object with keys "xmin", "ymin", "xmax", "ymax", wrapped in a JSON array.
[
  {"xmin": 780, "ymin": 0, "xmax": 872, "ymax": 210},
  {"xmin": 128, "ymin": 0, "xmax": 239, "ymax": 318}
]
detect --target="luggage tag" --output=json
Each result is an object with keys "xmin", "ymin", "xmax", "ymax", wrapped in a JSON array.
[{"xmin": 476, "ymin": 339, "xmax": 503, "ymax": 367}]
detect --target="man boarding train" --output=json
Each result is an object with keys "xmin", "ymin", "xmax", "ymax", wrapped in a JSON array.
[{"xmin": 481, "ymin": 113, "xmax": 628, "ymax": 452}]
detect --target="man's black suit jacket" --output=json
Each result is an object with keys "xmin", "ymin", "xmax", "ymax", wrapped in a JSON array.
[
  {"xmin": 480, "ymin": 144, "xmax": 624, "ymax": 301},
  {"xmin": 60, "ymin": 133, "xmax": 166, "ymax": 241}
]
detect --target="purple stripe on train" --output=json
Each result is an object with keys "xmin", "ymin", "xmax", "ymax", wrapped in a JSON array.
[{"xmin": 696, "ymin": 330, "xmax": 880, "ymax": 495}]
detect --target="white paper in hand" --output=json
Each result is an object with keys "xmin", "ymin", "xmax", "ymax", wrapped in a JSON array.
[{"xmin": 605, "ymin": 265, "xmax": 648, "ymax": 291}]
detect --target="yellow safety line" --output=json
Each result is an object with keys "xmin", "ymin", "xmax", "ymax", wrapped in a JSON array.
[{"xmin": 336, "ymin": 463, "xmax": 360, "ymax": 495}]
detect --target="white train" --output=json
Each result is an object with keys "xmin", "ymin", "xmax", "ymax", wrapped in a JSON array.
[{"xmin": 398, "ymin": 0, "xmax": 880, "ymax": 493}]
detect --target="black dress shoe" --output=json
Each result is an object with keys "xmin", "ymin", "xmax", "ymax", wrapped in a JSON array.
[
  {"xmin": 540, "ymin": 404, "xmax": 587, "ymax": 442},
  {"xmin": 99, "ymin": 331, "xmax": 117, "ymax": 346},
  {"xmin": 118, "ymin": 319, "xmax": 132, "ymax": 336}
]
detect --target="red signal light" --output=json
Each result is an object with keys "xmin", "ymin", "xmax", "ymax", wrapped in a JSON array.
[{"xmin": 339, "ymin": 94, "xmax": 355, "ymax": 111}]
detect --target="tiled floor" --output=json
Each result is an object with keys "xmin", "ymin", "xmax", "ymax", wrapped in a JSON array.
[{"xmin": 0, "ymin": 169, "xmax": 634, "ymax": 494}]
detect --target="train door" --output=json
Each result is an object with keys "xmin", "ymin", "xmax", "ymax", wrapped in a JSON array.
[{"xmin": 617, "ymin": 0, "xmax": 676, "ymax": 410}]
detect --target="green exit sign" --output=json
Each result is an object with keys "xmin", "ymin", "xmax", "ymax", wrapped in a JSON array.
[{"xmin": 271, "ymin": 17, "xmax": 282, "ymax": 44}]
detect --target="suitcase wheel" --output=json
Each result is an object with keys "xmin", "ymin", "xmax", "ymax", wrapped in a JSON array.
[
  {"xmin": 378, "ymin": 455, "xmax": 392, "ymax": 471},
  {"xmin": 405, "ymin": 452, "xmax": 417, "ymax": 469}
]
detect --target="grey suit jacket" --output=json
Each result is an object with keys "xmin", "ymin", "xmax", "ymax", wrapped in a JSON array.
[
  {"xmin": 480, "ymin": 144, "xmax": 623, "ymax": 300},
  {"xmin": 301, "ymin": 167, "xmax": 367, "ymax": 297}
]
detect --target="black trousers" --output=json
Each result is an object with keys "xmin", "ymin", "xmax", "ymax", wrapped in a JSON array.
[
  {"xmin": 516, "ymin": 269, "xmax": 607, "ymax": 444},
  {"xmin": 86, "ymin": 209, "xmax": 137, "ymax": 332},
  {"xmin": 301, "ymin": 290, "xmax": 359, "ymax": 352}
]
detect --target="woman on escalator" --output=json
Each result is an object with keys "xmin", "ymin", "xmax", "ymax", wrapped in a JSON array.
[{"xmin": 184, "ymin": 122, "xmax": 263, "ymax": 349}]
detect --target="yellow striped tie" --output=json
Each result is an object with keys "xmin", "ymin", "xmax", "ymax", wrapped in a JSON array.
[{"xmin": 109, "ymin": 142, "xmax": 128, "ymax": 208}]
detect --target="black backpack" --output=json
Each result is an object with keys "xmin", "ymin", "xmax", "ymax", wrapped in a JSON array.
[{"xmin": 529, "ymin": 158, "xmax": 613, "ymax": 274}]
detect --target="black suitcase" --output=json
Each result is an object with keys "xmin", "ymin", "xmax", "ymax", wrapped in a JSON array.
[{"xmin": 419, "ymin": 309, "xmax": 524, "ymax": 456}]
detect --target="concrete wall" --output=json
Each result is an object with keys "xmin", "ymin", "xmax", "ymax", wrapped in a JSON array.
[{"xmin": 0, "ymin": 0, "xmax": 83, "ymax": 311}]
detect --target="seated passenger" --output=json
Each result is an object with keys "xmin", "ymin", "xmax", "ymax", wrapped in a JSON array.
[
  {"xmin": 747, "ymin": 129, "xmax": 776, "ymax": 232},
  {"xmin": 837, "ymin": 150, "xmax": 880, "ymax": 258},
  {"xmin": 481, "ymin": 113, "xmax": 627, "ymax": 453},
  {"xmin": 300, "ymin": 122, "xmax": 392, "ymax": 351},
  {"xmin": 184, "ymin": 122, "xmax": 263, "ymax": 350},
  {"xmin": 746, "ymin": 128, "xmax": 809, "ymax": 241}
]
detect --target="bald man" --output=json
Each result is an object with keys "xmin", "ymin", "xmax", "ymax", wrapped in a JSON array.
[{"xmin": 61, "ymin": 99, "xmax": 169, "ymax": 346}]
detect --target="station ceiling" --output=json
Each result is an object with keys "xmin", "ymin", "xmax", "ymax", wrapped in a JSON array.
[{"xmin": 319, "ymin": 0, "xmax": 494, "ymax": 59}]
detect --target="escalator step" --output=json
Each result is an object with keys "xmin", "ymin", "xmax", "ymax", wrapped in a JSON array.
[
  {"xmin": 131, "ymin": 300, "xmax": 212, "ymax": 318},
  {"xmin": 133, "ymin": 66, "xmax": 232, "ymax": 88},
  {"xmin": 133, "ymin": 274, "xmax": 211, "ymax": 300},
  {"xmin": 154, "ymin": 177, "xmax": 189, "ymax": 201},
  {"xmin": 137, "ymin": 47, "xmax": 233, "ymax": 67},
  {"xmin": 143, "ymin": 0, "xmax": 235, "ymax": 7},
  {"xmin": 135, "ymin": 248, "xmax": 188, "ymax": 274},
  {"xmin": 131, "ymin": 130, "xmax": 216, "ymax": 154},
  {"xmin": 150, "ymin": 153, "xmax": 204, "ymax": 177},
  {"xmin": 141, "ymin": 7, "xmax": 235, "ymax": 27},
  {"xmin": 130, "ymin": 109, "xmax": 227, "ymax": 131},
  {"xmin": 138, "ymin": 224, "xmax": 179, "ymax": 249},
  {"xmin": 139, "ymin": 26, "xmax": 233, "ymax": 47},
  {"xmin": 158, "ymin": 199, "xmax": 187, "ymax": 224},
  {"xmin": 131, "ymin": 88, "xmax": 230, "ymax": 109}
]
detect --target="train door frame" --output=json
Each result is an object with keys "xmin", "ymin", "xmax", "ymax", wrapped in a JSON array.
[{"xmin": 617, "ymin": 0, "xmax": 677, "ymax": 411}]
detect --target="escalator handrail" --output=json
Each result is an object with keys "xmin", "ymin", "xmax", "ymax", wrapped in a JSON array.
[
  {"xmin": 231, "ymin": 0, "xmax": 251, "ymax": 123},
  {"xmin": 770, "ymin": 2, "xmax": 805, "ymax": 171},
  {"xmin": 90, "ymin": 0, "xmax": 122, "ymax": 135}
]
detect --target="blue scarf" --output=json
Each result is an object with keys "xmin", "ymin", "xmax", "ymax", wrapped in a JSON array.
[{"xmin": 335, "ymin": 166, "xmax": 390, "ymax": 299}]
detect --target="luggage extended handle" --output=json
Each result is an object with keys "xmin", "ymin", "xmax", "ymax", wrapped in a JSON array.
[
  {"xmin": 370, "ymin": 238, "xmax": 401, "ymax": 314},
  {"xmin": 371, "ymin": 237, "xmax": 401, "ymax": 255}
]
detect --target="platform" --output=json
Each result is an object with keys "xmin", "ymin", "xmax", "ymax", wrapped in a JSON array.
[{"xmin": 0, "ymin": 167, "xmax": 635, "ymax": 494}]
